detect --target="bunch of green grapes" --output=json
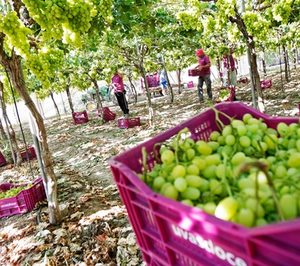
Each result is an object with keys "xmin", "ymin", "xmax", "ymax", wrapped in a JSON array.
[
  {"xmin": 218, "ymin": 88, "xmax": 230, "ymax": 101},
  {"xmin": 140, "ymin": 110, "xmax": 300, "ymax": 228},
  {"xmin": 23, "ymin": 0, "xmax": 96, "ymax": 45},
  {"xmin": 1, "ymin": 11, "xmax": 32, "ymax": 57},
  {"xmin": 24, "ymin": 46, "xmax": 64, "ymax": 88},
  {"xmin": 99, "ymin": 0, "xmax": 113, "ymax": 24},
  {"xmin": 0, "ymin": 186, "xmax": 29, "ymax": 199}
]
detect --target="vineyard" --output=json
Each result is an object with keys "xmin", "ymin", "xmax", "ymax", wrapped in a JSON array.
[{"xmin": 0, "ymin": 1, "xmax": 300, "ymax": 266}]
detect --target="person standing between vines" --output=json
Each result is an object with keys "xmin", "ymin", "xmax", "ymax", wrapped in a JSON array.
[
  {"xmin": 111, "ymin": 70, "xmax": 129, "ymax": 118},
  {"xmin": 223, "ymin": 48, "xmax": 238, "ymax": 87},
  {"xmin": 194, "ymin": 49, "xmax": 212, "ymax": 102}
]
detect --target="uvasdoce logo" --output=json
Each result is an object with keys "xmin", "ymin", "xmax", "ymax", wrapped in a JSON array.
[{"xmin": 171, "ymin": 225, "xmax": 247, "ymax": 266}]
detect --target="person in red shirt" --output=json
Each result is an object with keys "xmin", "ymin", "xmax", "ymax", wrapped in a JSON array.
[
  {"xmin": 194, "ymin": 49, "xmax": 212, "ymax": 102},
  {"xmin": 222, "ymin": 48, "xmax": 237, "ymax": 87},
  {"xmin": 111, "ymin": 71, "xmax": 129, "ymax": 117}
]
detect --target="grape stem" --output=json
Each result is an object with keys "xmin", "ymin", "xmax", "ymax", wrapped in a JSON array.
[
  {"xmin": 211, "ymin": 106, "xmax": 235, "ymax": 131},
  {"xmin": 141, "ymin": 147, "xmax": 148, "ymax": 183},
  {"xmin": 175, "ymin": 128, "xmax": 189, "ymax": 164},
  {"xmin": 239, "ymin": 161, "xmax": 285, "ymax": 221}
]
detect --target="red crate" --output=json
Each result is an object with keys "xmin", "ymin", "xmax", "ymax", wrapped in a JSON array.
[
  {"xmin": 98, "ymin": 107, "xmax": 116, "ymax": 122},
  {"xmin": 118, "ymin": 117, "xmax": 141, "ymax": 129},
  {"xmin": 20, "ymin": 146, "xmax": 36, "ymax": 161},
  {"xmin": 0, "ymin": 151, "xmax": 6, "ymax": 167},
  {"xmin": 109, "ymin": 102, "xmax": 300, "ymax": 266},
  {"xmin": 187, "ymin": 81, "xmax": 194, "ymax": 88},
  {"xmin": 260, "ymin": 79, "xmax": 272, "ymax": 89},
  {"xmin": 72, "ymin": 110, "xmax": 89, "ymax": 124},
  {"xmin": 0, "ymin": 177, "xmax": 46, "ymax": 218},
  {"xmin": 188, "ymin": 69, "xmax": 202, "ymax": 76}
]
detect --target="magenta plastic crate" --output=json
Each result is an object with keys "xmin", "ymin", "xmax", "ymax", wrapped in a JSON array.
[
  {"xmin": 187, "ymin": 81, "xmax": 194, "ymax": 88},
  {"xmin": 0, "ymin": 151, "xmax": 7, "ymax": 167},
  {"xmin": 260, "ymin": 79, "xmax": 272, "ymax": 89},
  {"xmin": 0, "ymin": 177, "xmax": 46, "ymax": 218},
  {"xmin": 99, "ymin": 107, "xmax": 116, "ymax": 122},
  {"xmin": 109, "ymin": 102, "xmax": 300, "ymax": 266},
  {"xmin": 118, "ymin": 117, "xmax": 141, "ymax": 129},
  {"xmin": 72, "ymin": 110, "xmax": 89, "ymax": 124},
  {"xmin": 20, "ymin": 146, "xmax": 36, "ymax": 161},
  {"xmin": 188, "ymin": 69, "xmax": 202, "ymax": 76}
]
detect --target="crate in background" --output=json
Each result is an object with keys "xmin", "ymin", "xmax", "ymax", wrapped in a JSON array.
[
  {"xmin": 118, "ymin": 117, "xmax": 141, "ymax": 129},
  {"xmin": 72, "ymin": 110, "xmax": 89, "ymax": 125},
  {"xmin": 109, "ymin": 102, "xmax": 300, "ymax": 266},
  {"xmin": 99, "ymin": 107, "xmax": 116, "ymax": 122},
  {"xmin": 0, "ymin": 177, "xmax": 46, "ymax": 219},
  {"xmin": 188, "ymin": 69, "xmax": 202, "ymax": 76},
  {"xmin": 0, "ymin": 151, "xmax": 6, "ymax": 167},
  {"xmin": 20, "ymin": 146, "xmax": 36, "ymax": 161}
]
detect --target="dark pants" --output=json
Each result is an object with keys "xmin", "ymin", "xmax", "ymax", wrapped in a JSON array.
[
  {"xmin": 198, "ymin": 74, "xmax": 212, "ymax": 100},
  {"xmin": 115, "ymin": 92, "xmax": 129, "ymax": 115}
]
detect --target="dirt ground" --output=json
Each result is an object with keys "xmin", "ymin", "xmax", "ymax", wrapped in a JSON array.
[{"xmin": 0, "ymin": 69, "xmax": 299, "ymax": 266}]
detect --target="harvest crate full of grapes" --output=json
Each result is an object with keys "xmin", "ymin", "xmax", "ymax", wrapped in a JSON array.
[{"xmin": 109, "ymin": 102, "xmax": 300, "ymax": 266}]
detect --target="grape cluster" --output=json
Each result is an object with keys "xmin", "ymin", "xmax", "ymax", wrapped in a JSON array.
[
  {"xmin": 23, "ymin": 0, "xmax": 96, "ymax": 46},
  {"xmin": 0, "ymin": 186, "xmax": 29, "ymax": 199},
  {"xmin": 25, "ymin": 47, "xmax": 64, "ymax": 88},
  {"xmin": 1, "ymin": 11, "xmax": 31, "ymax": 57},
  {"xmin": 141, "ymin": 111, "xmax": 300, "ymax": 227},
  {"xmin": 99, "ymin": 0, "xmax": 113, "ymax": 24}
]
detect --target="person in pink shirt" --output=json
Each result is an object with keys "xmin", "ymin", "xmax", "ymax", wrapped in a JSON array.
[
  {"xmin": 111, "ymin": 71, "xmax": 129, "ymax": 117},
  {"xmin": 194, "ymin": 49, "xmax": 212, "ymax": 102}
]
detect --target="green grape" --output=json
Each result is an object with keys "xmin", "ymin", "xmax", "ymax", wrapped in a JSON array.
[
  {"xmin": 174, "ymin": 177, "xmax": 187, "ymax": 192},
  {"xmin": 196, "ymin": 140, "xmax": 212, "ymax": 155},
  {"xmin": 239, "ymin": 135, "xmax": 251, "ymax": 148},
  {"xmin": 256, "ymin": 218, "xmax": 267, "ymax": 226},
  {"xmin": 171, "ymin": 165, "xmax": 186, "ymax": 178},
  {"xmin": 215, "ymin": 197, "xmax": 238, "ymax": 221},
  {"xmin": 238, "ymin": 178, "xmax": 255, "ymax": 190},
  {"xmin": 202, "ymin": 165, "xmax": 217, "ymax": 179},
  {"xmin": 279, "ymin": 194, "xmax": 297, "ymax": 219},
  {"xmin": 216, "ymin": 164, "xmax": 226, "ymax": 179},
  {"xmin": 181, "ymin": 199, "xmax": 194, "ymax": 206},
  {"xmin": 237, "ymin": 208, "xmax": 254, "ymax": 227},
  {"xmin": 225, "ymin": 135, "xmax": 235, "ymax": 146},
  {"xmin": 207, "ymin": 141, "xmax": 219, "ymax": 151},
  {"xmin": 245, "ymin": 198, "xmax": 265, "ymax": 218},
  {"xmin": 231, "ymin": 152, "xmax": 246, "ymax": 165},
  {"xmin": 203, "ymin": 202, "xmax": 216, "ymax": 215},
  {"xmin": 277, "ymin": 122, "xmax": 289, "ymax": 137},
  {"xmin": 192, "ymin": 157, "xmax": 206, "ymax": 170},
  {"xmin": 217, "ymin": 135, "xmax": 225, "ymax": 145},
  {"xmin": 236, "ymin": 125, "xmax": 247, "ymax": 136},
  {"xmin": 287, "ymin": 153, "xmax": 300, "ymax": 168},
  {"xmin": 222, "ymin": 125, "xmax": 232, "ymax": 137},
  {"xmin": 274, "ymin": 165, "xmax": 287, "ymax": 179},
  {"xmin": 181, "ymin": 187, "xmax": 200, "ymax": 200},
  {"xmin": 231, "ymin": 119, "xmax": 244, "ymax": 128},
  {"xmin": 243, "ymin": 113, "xmax": 253, "ymax": 124},
  {"xmin": 221, "ymin": 145, "xmax": 233, "ymax": 157},
  {"xmin": 186, "ymin": 175, "xmax": 203, "ymax": 188},
  {"xmin": 186, "ymin": 164, "xmax": 199, "ymax": 175},
  {"xmin": 205, "ymin": 154, "xmax": 221, "ymax": 166},
  {"xmin": 160, "ymin": 182, "xmax": 172, "ymax": 194},
  {"xmin": 161, "ymin": 149, "xmax": 175, "ymax": 164},
  {"xmin": 185, "ymin": 148, "xmax": 196, "ymax": 160},
  {"xmin": 209, "ymin": 179, "xmax": 223, "ymax": 195},
  {"xmin": 210, "ymin": 131, "xmax": 220, "ymax": 141},
  {"xmin": 163, "ymin": 185, "xmax": 178, "ymax": 200},
  {"xmin": 153, "ymin": 177, "xmax": 166, "ymax": 191}
]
